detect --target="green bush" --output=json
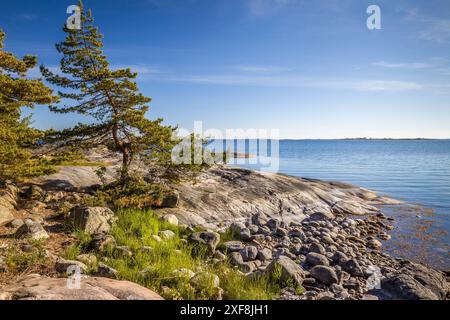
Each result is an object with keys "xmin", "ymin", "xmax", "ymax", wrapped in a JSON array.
[{"xmin": 82, "ymin": 175, "xmax": 165, "ymax": 209}]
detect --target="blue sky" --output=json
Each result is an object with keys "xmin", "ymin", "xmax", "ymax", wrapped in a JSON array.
[{"xmin": 1, "ymin": 0, "xmax": 450, "ymax": 138}]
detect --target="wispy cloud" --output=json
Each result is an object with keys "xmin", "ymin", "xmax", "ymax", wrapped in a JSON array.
[
  {"xmin": 246, "ymin": 0, "xmax": 302, "ymax": 16},
  {"xmin": 371, "ymin": 61, "xmax": 432, "ymax": 70},
  {"xmin": 232, "ymin": 65, "xmax": 293, "ymax": 74},
  {"xmin": 18, "ymin": 13, "xmax": 39, "ymax": 21},
  {"xmin": 406, "ymin": 9, "xmax": 450, "ymax": 44},
  {"xmin": 155, "ymin": 73, "xmax": 423, "ymax": 93}
]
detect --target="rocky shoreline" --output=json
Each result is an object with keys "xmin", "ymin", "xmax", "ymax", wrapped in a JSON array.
[
  {"xmin": 0, "ymin": 163, "xmax": 449, "ymax": 300},
  {"xmin": 213, "ymin": 212, "xmax": 448, "ymax": 300}
]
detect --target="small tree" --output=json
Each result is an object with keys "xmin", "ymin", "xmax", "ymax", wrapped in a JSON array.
[
  {"xmin": 0, "ymin": 30, "xmax": 58, "ymax": 182},
  {"xmin": 41, "ymin": 1, "xmax": 175, "ymax": 180}
]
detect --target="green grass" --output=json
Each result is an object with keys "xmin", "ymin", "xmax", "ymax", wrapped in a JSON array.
[
  {"xmin": 65, "ymin": 208, "xmax": 282, "ymax": 300},
  {"xmin": 218, "ymin": 227, "xmax": 243, "ymax": 243},
  {"xmin": 3, "ymin": 240, "xmax": 49, "ymax": 274}
]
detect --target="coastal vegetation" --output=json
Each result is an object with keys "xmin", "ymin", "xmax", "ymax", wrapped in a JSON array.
[{"xmin": 62, "ymin": 209, "xmax": 281, "ymax": 300}]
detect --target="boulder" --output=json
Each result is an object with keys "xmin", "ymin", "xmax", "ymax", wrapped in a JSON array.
[
  {"xmin": 257, "ymin": 248, "xmax": 273, "ymax": 261},
  {"xmin": 160, "ymin": 214, "xmax": 178, "ymax": 226},
  {"xmin": 240, "ymin": 228, "xmax": 252, "ymax": 241},
  {"xmin": 68, "ymin": 206, "xmax": 117, "ymax": 235},
  {"xmin": 190, "ymin": 272, "xmax": 220, "ymax": 290},
  {"xmin": 213, "ymin": 251, "xmax": 226, "ymax": 261},
  {"xmin": 310, "ymin": 265, "xmax": 339, "ymax": 285},
  {"xmin": 0, "ymin": 184, "xmax": 19, "ymax": 225},
  {"xmin": 331, "ymin": 251, "xmax": 349, "ymax": 265},
  {"xmin": 229, "ymin": 251, "xmax": 244, "ymax": 266},
  {"xmin": 309, "ymin": 243, "xmax": 326, "ymax": 255},
  {"xmin": 0, "ymin": 274, "xmax": 163, "ymax": 300},
  {"xmin": 248, "ymin": 224, "xmax": 259, "ymax": 234},
  {"xmin": 15, "ymin": 219, "xmax": 49, "ymax": 240},
  {"xmin": 240, "ymin": 246, "xmax": 258, "ymax": 261},
  {"xmin": 266, "ymin": 218, "xmax": 280, "ymax": 230},
  {"xmin": 96, "ymin": 263, "xmax": 118, "ymax": 278},
  {"xmin": 380, "ymin": 262, "xmax": 449, "ymax": 300},
  {"xmin": 238, "ymin": 261, "xmax": 257, "ymax": 273},
  {"xmin": 289, "ymin": 228, "xmax": 306, "ymax": 239},
  {"xmin": 0, "ymin": 207, "xmax": 14, "ymax": 226},
  {"xmin": 5, "ymin": 219, "xmax": 24, "ymax": 229},
  {"xmin": 367, "ymin": 238, "xmax": 382, "ymax": 250},
  {"xmin": 170, "ymin": 268, "xmax": 195, "ymax": 280},
  {"xmin": 161, "ymin": 191, "xmax": 179, "ymax": 208},
  {"xmin": 275, "ymin": 227, "xmax": 289, "ymax": 237},
  {"xmin": 152, "ymin": 235, "xmax": 162, "ymax": 242},
  {"xmin": 229, "ymin": 221, "xmax": 246, "ymax": 233},
  {"xmin": 55, "ymin": 259, "xmax": 88, "ymax": 274},
  {"xmin": 159, "ymin": 230, "xmax": 176, "ymax": 240},
  {"xmin": 87, "ymin": 234, "xmax": 116, "ymax": 252},
  {"xmin": 265, "ymin": 256, "xmax": 306, "ymax": 287},
  {"xmin": 306, "ymin": 252, "xmax": 329, "ymax": 267},
  {"xmin": 223, "ymin": 241, "xmax": 245, "ymax": 252},
  {"xmin": 341, "ymin": 259, "xmax": 364, "ymax": 277},
  {"xmin": 188, "ymin": 231, "xmax": 220, "ymax": 253},
  {"xmin": 76, "ymin": 254, "xmax": 97, "ymax": 266},
  {"xmin": 251, "ymin": 213, "xmax": 268, "ymax": 226}
]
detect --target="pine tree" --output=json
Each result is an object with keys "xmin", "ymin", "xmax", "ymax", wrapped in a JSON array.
[
  {"xmin": 41, "ymin": 1, "xmax": 175, "ymax": 180},
  {"xmin": 0, "ymin": 29, "xmax": 57, "ymax": 182}
]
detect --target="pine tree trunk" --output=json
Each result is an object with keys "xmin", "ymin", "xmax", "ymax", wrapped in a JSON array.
[
  {"xmin": 121, "ymin": 147, "xmax": 130, "ymax": 180},
  {"xmin": 112, "ymin": 123, "xmax": 129, "ymax": 180}
]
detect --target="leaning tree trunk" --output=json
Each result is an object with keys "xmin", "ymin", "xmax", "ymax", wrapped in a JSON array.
[{"xmin": 111, "ymin": 123, "xmax": 130, "ymax": 181}]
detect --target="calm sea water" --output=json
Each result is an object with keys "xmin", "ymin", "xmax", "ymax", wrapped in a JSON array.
[{"xmin": 211, "ymin": 139, "xmax": 450, "ymax": 269}]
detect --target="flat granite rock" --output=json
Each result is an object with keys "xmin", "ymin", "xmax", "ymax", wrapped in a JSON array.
[
  {"xmin": 157, "ymin": 166, "xmax": 400, "ymax": 229},
  {"xmin": 0, "ymin": 184, "xmax": 19, "ymax": 225},
  {"xmin": 0, "ymin": 274, "xmax": 163, "ymax": 300}
]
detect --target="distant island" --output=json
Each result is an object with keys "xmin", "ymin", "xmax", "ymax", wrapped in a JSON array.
[{"xmin": 339, "ymin": 137, "xmax": 437, "ymax": 141}]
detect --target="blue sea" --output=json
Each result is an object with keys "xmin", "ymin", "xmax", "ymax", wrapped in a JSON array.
[{"xmin": 211, "ymin": 139, "xmax": 450, "ymax": 269}]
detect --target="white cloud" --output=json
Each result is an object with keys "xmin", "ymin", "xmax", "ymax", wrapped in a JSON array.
[
  {"xmin": 371, "ymin": 61, "xmax": 431, "ymax": 70},
  {"xmin": 18, "ymin": 13, "xmax": 39, "ymax": 20},
  {"xmin": 406, "ymin": 9, "xmax": 450, "ymax": 44},
  {"xmin": 232, "ymin": 65, "xmax": 293, "ymax": 74},
  {"xmin": 247, "ymin": 0, "xmax": 302, "ymax": 16},
  {"xmin": 349, "ymin": 80, "xmax": 422, "ymax": 92},
  {"xmin": 418, "ymin": 19, "xmax": 450, "ymax": 44},
  {"xmin": 157, "ymin": 73, "xmax": 423, "ymax": 93}
]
